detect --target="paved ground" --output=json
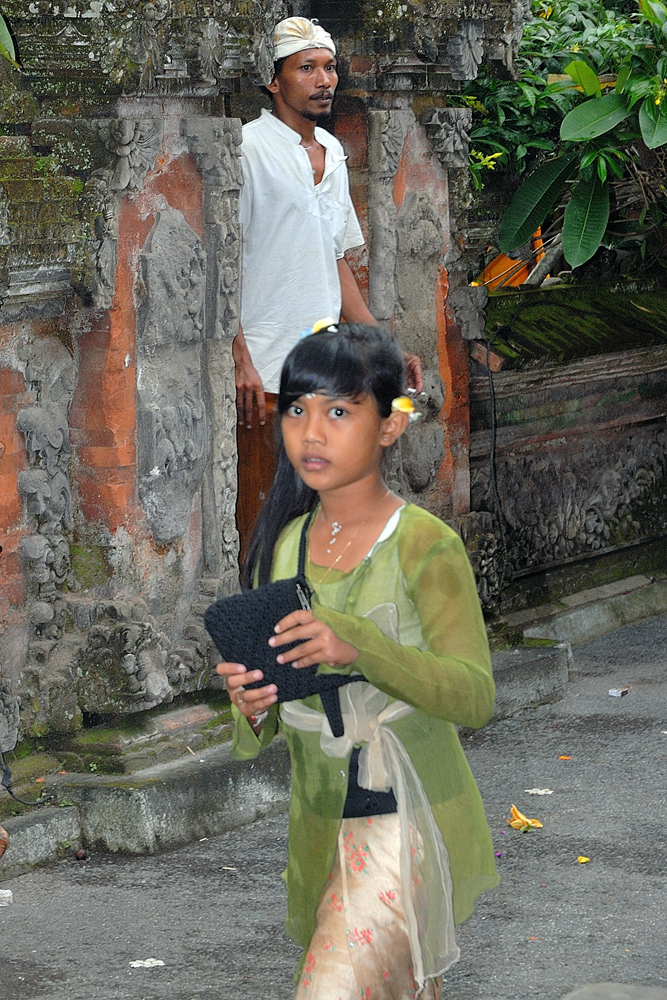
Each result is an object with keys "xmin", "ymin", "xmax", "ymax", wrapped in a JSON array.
[{"xmin": 1, "ymin": 613, "xmax": 666, "ymax": 1000}]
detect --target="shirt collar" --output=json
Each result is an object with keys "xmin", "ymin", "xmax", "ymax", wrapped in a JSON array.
[{"xmin": 259, "ymin": 108, "xmax": 346, "ymax": 161}]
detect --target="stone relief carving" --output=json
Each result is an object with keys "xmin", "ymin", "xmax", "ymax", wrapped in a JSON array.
[
  {"xmin": 447, "ymin": 19, "xmax": 485, "ymax": 80},
  {"xmin": 368, "ymin": 110, "xmax": 414, "ymax": 323},
  {"xmin": 137, "ymin": 209, "xmax": 208, "ymax": 542},
  {"xmin": 32, "ymin": 116, "xmax": 161, "ymax": 309},
  {"xmin": 424, "ymin": 107, "xmax": 472, "ymax": 169},
  {"xmin": 0, "ymin": 678, "xmax": 21, "ymax": 753},
  {"xmin": 471, "ymin": 424, "xmax": 667, "ymax": 574},
  {"xmin": 33, "ymin": 118, "xmax": 162, "ymax": 193},
  {"xmin": 78, "ymin": 601, "xmax": 176, "ymax": 713},
  {"xmin": 187, "ymin": 117, "xmax": 242, "ymax": 585},
  {"xmin": 0, "ymin": 183, "xmax": 10, "ymax": 247},
  {"xmin": 449, "ymin": 510, "xmax": 502, "ymax": 612},
  {"xmin": 16, "ymin": 338, "xmax": 75, "ymax": 611}
]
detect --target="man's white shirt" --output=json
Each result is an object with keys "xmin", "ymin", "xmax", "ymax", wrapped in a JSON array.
[{"xmin": 240, "ymin": 109, "xmax": 364, "ymax": 392}]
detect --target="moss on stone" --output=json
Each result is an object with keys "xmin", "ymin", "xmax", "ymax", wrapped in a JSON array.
[{"xmin": 69, "ymin": 544, "xmax": 111, "ymax": 590}]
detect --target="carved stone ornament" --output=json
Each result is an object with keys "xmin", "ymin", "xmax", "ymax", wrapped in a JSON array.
[
  {"xmin": 15, "ymin": 338, "xmax": 74, "ymax": 625},
  {"xmin": 32, "ymin": 118, "xmax": 162, "ymax": 193},
  {"xmin": 471, "ymin": 404, "xmax": 667, "ymax": 575},
  {"xmin": 136, "ymin": 209, "xmax": 208, "ymax": 543},
  {"xmin": 185, "ymin": 117, "xmax": 242, "ymax": 586},
  {"xmin": 447, "ymin": 19, "xmax": 485, "ymax": 80},
  {"xmin": 406, "ymin": 0, "xmax": 533, "ymax": 82},
  {"xmin": 0, "ymin": 678, "xmax": 21, "ymax": 753},
  {"xmin": 424, "ymin": 107, "xmax": 472, "ymax": 170}
]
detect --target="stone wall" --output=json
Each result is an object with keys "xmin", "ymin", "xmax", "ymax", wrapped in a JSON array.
[
  {"xmin": 0, "ymin": 0, "xmax": 533, "ymax": 741},
  {"xmin": 469, "ymin": 345, "xmax": 667, "ymax": 606},
  {"xmin": 0, "ymin": 106, "xmax": 243, "ymax": 738}
]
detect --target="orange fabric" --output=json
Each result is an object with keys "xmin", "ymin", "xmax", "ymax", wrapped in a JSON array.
[{"xmin": 477, "ymin": 229, "xmax": 545, "ymax": 291}]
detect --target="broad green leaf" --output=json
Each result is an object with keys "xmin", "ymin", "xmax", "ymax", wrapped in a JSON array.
[
  {"xmin": 498, "ymin": 154, "xmax": 578, "ymax": 253},
  {"xmin": 562, "ymin": 174, "xmax": 610, "ymax": 269},
  {"xmin": 597, "ymin": 156, "xmax": 607, "ymax": 183},
  {"xmin": 639, "ymin": 96, "xmax": 667, "ymax": 148},
  {"xmin": 639, "ymin": 0, "xmax": 667, "ymax": 25},
  {"xmin": 615, "ymin": 64, "xmax": 631, "ymax": 94},
  {"xmin": 0, "ymin": 14, "xmax": 18, "ymax": 68},
  {"xmin": 560, "ymin": 93, "xmax": 632, "ymax": 141},
  {"xmin": 564, "ymin": 60, "xmax": 601, "ymax": 98}
]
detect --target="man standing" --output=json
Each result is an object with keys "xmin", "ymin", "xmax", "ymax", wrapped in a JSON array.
[{"xmin": 234, "ymin": 16, "xmax": 422, "ymax": 550}]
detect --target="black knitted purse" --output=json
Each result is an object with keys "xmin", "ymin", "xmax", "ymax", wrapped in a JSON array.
[{"xmin": 204, "ymin": 512, "xmax": 364, "ymax": 737}]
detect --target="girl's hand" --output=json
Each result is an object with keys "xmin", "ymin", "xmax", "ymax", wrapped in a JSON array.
[
  {"xmin": 268, "ymin": 609, "xmax": 359, "ymax": 669},
  {"xmin": 215, "ymin": 662, "xmax": 277, "ymax": 717}
]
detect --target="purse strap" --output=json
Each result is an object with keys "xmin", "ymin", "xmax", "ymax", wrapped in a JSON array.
[{"xmin": 297, "ymin": 509, "xmax": 316, "ymax": 577}]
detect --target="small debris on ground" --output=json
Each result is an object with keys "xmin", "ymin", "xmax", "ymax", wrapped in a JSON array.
[
  {"xmin": 76, "ymin": 848, "xmax": 87, "ymax": 860},
  {"xmin": 0, "ymin": 822, "xmax": 8, "ymax": 858},
  {"xmin": 0, "ymin": 888, "xmax": 13, "ymax": 905},
  {"xmin": 525, "ymin": 788, "xmax": 553, "ymax": 795},
  {"xmin": 507, "ymin": 805, "xmax": 543, "ymax": 831},
  {"xmin": 129, "ymin": 958, "xmax": 165, "ymax": 968},
  {"xmin": 609, "ymin": 686, "xmax": 630, "ymax": 697},
  {"xmin": 577, "ymin": 856, "xmax": 590, "ymax": 863}
]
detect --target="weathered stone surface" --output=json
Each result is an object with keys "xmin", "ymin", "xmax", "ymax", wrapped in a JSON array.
[
  {"xmin": 490, "ymin": 642, "xmax": 571, "ymax": 722},
  {"xmin": 470, "ymin": 346, "xmax": 667, "ymax": 579},
  {"xmin": 0, "ymin": 807, "xmax": 80, "ymax": 876},
  {"xmin": 48, "ymin": 739, "xmax": 291, "ymax": 854}
]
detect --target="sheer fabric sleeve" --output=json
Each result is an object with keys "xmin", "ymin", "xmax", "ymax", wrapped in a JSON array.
[
  {"xmin": 312, "ymin": 530, "xmax": 494, "ymax": 730},
  {"xmin": 230, "ymin": 702, "xmax": 279, "ymax": 760}
]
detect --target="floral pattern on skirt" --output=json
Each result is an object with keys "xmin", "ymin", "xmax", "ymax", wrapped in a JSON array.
[{"xmin": 294, "ymin": 814, "xmax": 442, "ymax": 1000}]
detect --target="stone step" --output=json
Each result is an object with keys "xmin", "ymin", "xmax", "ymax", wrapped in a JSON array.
[{"xmin": 507, "ymin": 575, "xmax": 667, "ymax": 646}]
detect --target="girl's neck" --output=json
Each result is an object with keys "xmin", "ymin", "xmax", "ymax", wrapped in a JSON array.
[{"xmin": 317, "ymin": 477, "xmax": 389, "ymax": 526}]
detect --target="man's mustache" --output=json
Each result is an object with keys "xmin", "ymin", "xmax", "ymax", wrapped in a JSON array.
[{"xmin": 310, "ymin": 91, "xmax": 334, "ymax": 101}]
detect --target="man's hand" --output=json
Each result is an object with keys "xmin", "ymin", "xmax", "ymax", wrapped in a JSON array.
[
  {"xmin": 233, "ymin": 328, "xmax": 265, "ymax": 428},
  {"xmin": 403, "ymin": 352, "xmax": 424, "ymax": 394},
  {"xmin": 268, "ymin": 609, "xmax": 359, "ymax": 669}
]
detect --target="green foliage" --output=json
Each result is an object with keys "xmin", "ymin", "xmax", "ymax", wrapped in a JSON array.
[
  {"xmin": 560, "ymin": 92, "xmax": 632, "ymax": 140},
  {"xmin": 562, "ymin": 173, "xmax": 610, "ymax": 266},
  {"xmin": 499, "ymin": 154, "xmax": 578, "ymax": 252},
  {"xmin": 477, "ymin": 0, "xmax": 667, "ymax": 269},
  {"xmin": 0, "ymin": 12, "xmax": 18, "ymax": 70}
]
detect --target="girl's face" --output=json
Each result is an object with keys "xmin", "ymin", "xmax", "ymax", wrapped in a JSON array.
[{"xmin": 281, "ymin": 392, "xmax": 404, "ymax": 494}]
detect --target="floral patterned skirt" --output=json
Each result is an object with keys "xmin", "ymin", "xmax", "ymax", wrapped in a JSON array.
[{"xmin": 294, "ymin": 813, "xmax": 442, "ymax": 1000}]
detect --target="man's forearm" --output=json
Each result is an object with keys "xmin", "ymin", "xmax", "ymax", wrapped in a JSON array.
[{"xmin": 337, "ymin": 257, "xmax": 378, "ymax": 325}]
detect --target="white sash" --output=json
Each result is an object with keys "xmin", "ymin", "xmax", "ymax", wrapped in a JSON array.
[{"xmin": 281, "ymin": 681, "xmax": 460, "ymax": 991}]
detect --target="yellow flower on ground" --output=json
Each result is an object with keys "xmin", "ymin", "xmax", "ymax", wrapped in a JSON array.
[
  {"xmin": 577, "ymin": 856, "xmax": 590, "ymax": 863},
  {"xmin": 507, "ymin": 804, "xmax": 543, "ymax": 832}
]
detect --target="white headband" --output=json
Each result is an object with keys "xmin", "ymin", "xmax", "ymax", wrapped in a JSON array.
[{"xmin": 273, "ymin": 17, "xmax": 336, "ymax": 62}]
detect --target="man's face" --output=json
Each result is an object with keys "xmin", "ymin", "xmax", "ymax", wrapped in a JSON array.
[{"xmin": 268, "ymin": 47, "xmax": 338, "ymax": 122}]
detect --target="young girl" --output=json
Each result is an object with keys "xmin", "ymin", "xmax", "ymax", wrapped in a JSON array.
[{"xmin": 216, "ymin": 323, "xmax": 498, "ymax": 999}]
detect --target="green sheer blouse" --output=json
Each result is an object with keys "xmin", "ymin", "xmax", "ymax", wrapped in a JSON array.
[{"xmin": 231, "ymin": 503, "xmax": 499, "ymax": 954}]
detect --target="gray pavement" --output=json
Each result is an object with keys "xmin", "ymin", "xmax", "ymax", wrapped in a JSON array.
[{"xmin": 1, "ymin": 612, "xmax": 666, "ymax": 1000}]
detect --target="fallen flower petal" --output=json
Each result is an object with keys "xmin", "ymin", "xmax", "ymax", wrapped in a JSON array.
[
  {"xmin": 508, "ymin": 804, "xmax": 543, "ymax": 831},
  {"xmin": 559, "ymin": 756, "xmax": 572, "ymax": 760},
  {"xmin": 129, "ymin": 958, "xmax": 165, "ymax": 968},
  {"xmin": 525, "ymin": 788, "xmax": 553, "ymax": 795},
  {"xmin": 35, "ymin": 777, "xmax": 45, "ymax": 783},
  {"xmin": 577, "ymin": 856, "xmax": 590, "ymax": 864},
  {"xmin": 495, "ymin": 852, "xmax": 503, "ymax": 857}
]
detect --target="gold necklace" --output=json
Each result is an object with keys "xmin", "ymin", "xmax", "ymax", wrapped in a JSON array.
[{"xmin": 315, "ymin": 489, "xmax": 390, "ymax": 587}]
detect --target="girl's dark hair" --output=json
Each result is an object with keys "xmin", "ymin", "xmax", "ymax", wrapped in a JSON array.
[{"xmin": 242, "ymin": 323, "xmax": 406, "ymax": 587}]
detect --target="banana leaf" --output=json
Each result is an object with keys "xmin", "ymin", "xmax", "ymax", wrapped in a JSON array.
[
  {"xmin": 498, "ymin": 154, "xmax": 578, "ymax": 254},
  {"xmin": 562, "ymin": 174, "xmax": 610, "ymax": 269}
]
